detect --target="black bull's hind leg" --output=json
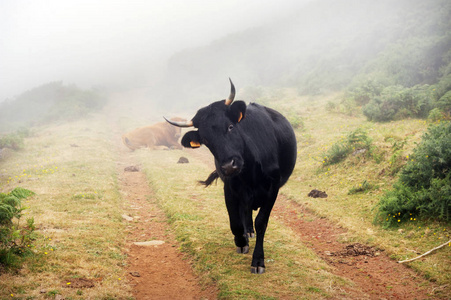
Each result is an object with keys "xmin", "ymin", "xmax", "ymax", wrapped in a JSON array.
[{"xmin": 250, "ymin": 186, "xmax": 279, "ymax": 274}]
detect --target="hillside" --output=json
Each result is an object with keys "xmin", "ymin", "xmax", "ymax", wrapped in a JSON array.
[{"xmin": 157, "ymin": 0, "xmax": 451, "ymax": 108}]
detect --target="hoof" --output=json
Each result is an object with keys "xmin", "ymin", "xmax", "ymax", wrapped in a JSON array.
[
  {"xmin": 248, "ymin": 232, "xmax": 255, "ymax": 238},
  {"xmin": 236, "ymin": 246, "xmax": 249, "ymax": 254},
  {"xmin": 250, "ymin": 266, "xmax": 265, "ymax": 274}
]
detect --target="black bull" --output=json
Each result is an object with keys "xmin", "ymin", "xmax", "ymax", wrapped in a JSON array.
[{"xmin": 165, "ymin": 80, "xmax": 297, "ymax": 274}]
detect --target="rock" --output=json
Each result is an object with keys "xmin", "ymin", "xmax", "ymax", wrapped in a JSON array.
[
  {"xmin": 133, "ymin": 240, "xmax": 165, "ymax": 246},
  {"xmin": 352, "ymin": 148, "xmax": 367, "ymax": 156},
  {"xmin": 177, "ymin": 157, "xmax": 189, "ymax": 164},
  {"xmin": 130, "ymin": 271, "xmax": 141, "ymax": 277},
  {"xmin": 122, "ymin": 214, "xmax": 134, "ymax": 221}
]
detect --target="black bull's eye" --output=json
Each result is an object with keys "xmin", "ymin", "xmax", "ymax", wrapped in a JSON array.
[{"xmin": 228, "ymin": 124, "xmax": 234, "ymax": 132}]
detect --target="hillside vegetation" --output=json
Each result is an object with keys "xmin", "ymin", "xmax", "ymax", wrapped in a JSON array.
[
  {"xmin": 159, "ymin": 0, "xmax": 451, "ymax": 115},
  {"xmin": 0, "ymin": 82, "xmax": 107, "ymax": 133}
]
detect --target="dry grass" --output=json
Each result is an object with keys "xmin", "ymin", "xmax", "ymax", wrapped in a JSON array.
[{"xmin": 0, "ymin": 115, "xmax": 132, "ymax": 299}]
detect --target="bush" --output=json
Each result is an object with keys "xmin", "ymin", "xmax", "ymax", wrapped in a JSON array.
[
  {"xmin": 436, "ymin": 90, "xmax": 451, "ymax": 115},
  {"xmin": 0, "ymin": 82, "xmax": 107, "ymax": 132},
  {"xmin": 286, "ymin": 113, "xmax": 304, "ymax": 129},
  {"xmin": 427, "ymin": 108, "xmax": 444, "ymax": 122},
  {"xmin": 385, "ymin": 136, "xmax": 408, "ymax": 175},
  {"xmin": 0, "ymin": 187, "xmax": 36, "ymax": 270},
  {"xmin": 375, "ymin": 121, "xmax": 451, "ymax": 226},
  {"xmin": 345, "ymin": 79, "xmax": 385, "ymax": 106},
  {"xmin": 0, "ymin": 129, "xmax": 30, "ymax": 151},
  {"xmin": 362, "ymin": 85, "xmax": 435, "ymax": 122},
  {"xmin": 322, "ymin": 128, "xmax": 373, "ymax": 166}
]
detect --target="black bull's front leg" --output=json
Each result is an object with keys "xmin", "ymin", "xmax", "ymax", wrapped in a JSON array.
[{"xmin": 224, "ymin": 181, "xmax": 279, "ymax": 274}]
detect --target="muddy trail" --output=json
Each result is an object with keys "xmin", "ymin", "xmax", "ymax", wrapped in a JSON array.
[
  {"xmin": 188, "ymin": 149, "xmax": 444, "ymax": 299},
  {"xmin": 272, "ymin": 197, "xmax": 444, "ymax": 299},
  {"xmin": 115, "ymin": 141, "xmax": 217, "ymax": 299}
]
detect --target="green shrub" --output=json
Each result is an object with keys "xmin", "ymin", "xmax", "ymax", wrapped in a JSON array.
[
  {"xmin": 428, "ymin": 108, "xmax": 444, "ymax": 122},
  {"xmin": 323, "ymin": 128, "xmax": 373, "ymax": 166},
  {"xmin": 375, "ymin": 121, "xmax": 451, "ymax": 226},
  {"xmin": 0, "ymin": 129, "xmax": 30, "ymax": 151},
  {"xmin": 345, "ymin": 79, "xmax": 385, "ymax": 106},
  {"xmin": 386, "ymin": 136, "xmax": 408, "ymax": 175},
  {"xmin": 286, "ymin": 113, "xmax": 304, "ymax": 129},
  {"xmin": 362, "ymin": 84, "xmax": 436, "ymax": 122},
  {"xmin": 436, "ymin": 90, "xmax": 451, "ymax": 115},
  {"xmin": 325, "ymin": 101, "xmax": 337, "ymax": 112},
  {"xmin": 0, "ymin": 187, "xmax": 35, "ymax": 269}
]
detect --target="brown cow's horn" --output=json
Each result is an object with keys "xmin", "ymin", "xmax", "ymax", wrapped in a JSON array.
[
  {"xmin": 164, "ymin": 117, "xmax": 193, "ymax": 127},
  {"xmin": 225, "ymin": 78, "xmax": 235, "ymax": 106}
]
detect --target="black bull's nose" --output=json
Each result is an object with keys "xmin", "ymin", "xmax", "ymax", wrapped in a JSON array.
[{"xmin": 221, "ymin": 159, "xmax": 239, "ymax": 176}]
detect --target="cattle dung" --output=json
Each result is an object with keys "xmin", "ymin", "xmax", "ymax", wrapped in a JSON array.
[
  {"xmin": 333, "ymin": 243, "xmax": 378, "ymax": 257},
  {"xmin": 308, "ymin": 189, "xmax": 328, "ymax": 198},
  {"xmin": 124, "ymin": 166, "xmax": 140, "ymax": 172}
]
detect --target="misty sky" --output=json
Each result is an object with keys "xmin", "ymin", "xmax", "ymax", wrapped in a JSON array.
[{"xmin": 0, "ymin": 0, "xmax": 309, "ymax": 101}]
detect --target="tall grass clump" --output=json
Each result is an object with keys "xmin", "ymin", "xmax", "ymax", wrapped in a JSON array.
[
  {"xmin": 375, "ymin": 121, "xmax": 451, "ymax": 226},
  {"xmin": 0, "ymin": 187, "xmax": 35, "ymax": 270},
  {"xmin": 322, "ymin": 127, "xmax": 373, "ymax": 166}
]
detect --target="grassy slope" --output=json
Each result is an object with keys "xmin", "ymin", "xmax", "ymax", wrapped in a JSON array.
[
  {"xmin": 0, "ymin": 116, "xmax": 132, "ymax": 299},
  {"xmin": 276, "ymin": 94, "xmax": 450, "ymax": 286},
  {"xmin": 0, "ymin": 92, "xmax": 449, "ymax": 298}
]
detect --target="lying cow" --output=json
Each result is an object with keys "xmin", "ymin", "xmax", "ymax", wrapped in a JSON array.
[
  {"xmin": 165, "ymin": 79, "xmax": 297, "ymax": 273},
  {"xmin": 122, "ymin": 118, "xmax": 185, "ymax": 150}
]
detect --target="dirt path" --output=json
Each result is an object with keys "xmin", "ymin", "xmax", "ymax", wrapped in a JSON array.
[
  {"xmin": 115, "ymin": 144, "xmax": 444, "ymax": 299},
  {"xmin": 116, "ymin": 144, "xmax": 217, "ymax": 299},
  {"xmin": 187, "ymin": 149, "xmax": 445, "ymax": 299},
  {"xmin": 272, "ymin": 195, "xmax": 443, "ymax": 299}
]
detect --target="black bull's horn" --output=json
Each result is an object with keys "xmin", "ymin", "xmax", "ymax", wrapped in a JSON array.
[
  {"xmin": 164, "ymin": 117, "xmax": 193, "ymax": 127},
  {"xmin": 164, "ymin": 78, "xmax": 236, "ymax": 128},
  {"xmin": 224, "ymin": 78, "xmax": 236, "ymax": 106}
]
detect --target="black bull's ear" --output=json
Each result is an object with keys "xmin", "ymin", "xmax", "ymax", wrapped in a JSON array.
[
  {"xmin": 228, "ymin": 101, "xmax": 246, "ymax": 123},
  {"xmin": 181, "ymin": 131, "xmax": 201, "ymax": 148}
]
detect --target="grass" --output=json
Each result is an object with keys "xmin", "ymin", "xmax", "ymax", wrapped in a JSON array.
[
  {"xmin": 277, "ymin": 94, "xmax": 450, "ymax": 288},
  {"xmin": 0, "ymin": 91, "xmax": 449, "ymax": 298},
  {"xmin": 132, "ymin": 148, "xmax": 355, "ymax": 299},
  {"xmin": 0, "ymin": 115, "xmax": 132, "ymax": 299}
]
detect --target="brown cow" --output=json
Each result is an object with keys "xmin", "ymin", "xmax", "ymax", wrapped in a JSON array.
[{"xmin": 122, "ymin": 118, "xmax": 185, "ymax": 151}]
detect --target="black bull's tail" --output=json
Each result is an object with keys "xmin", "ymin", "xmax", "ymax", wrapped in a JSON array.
[{"xmin": 199, "ymin": 170, "xmax": 219, "ymax": 187}]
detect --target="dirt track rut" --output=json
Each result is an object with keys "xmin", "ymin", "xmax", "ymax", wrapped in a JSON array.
[{"xmin": 116, "ymin": 143, "xmax": 217, "ymax": 299}]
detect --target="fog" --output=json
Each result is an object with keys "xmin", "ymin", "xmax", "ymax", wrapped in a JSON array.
[{"xmin": 0, "ymin": 0, "xmax": 309, "ymax": 101}]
